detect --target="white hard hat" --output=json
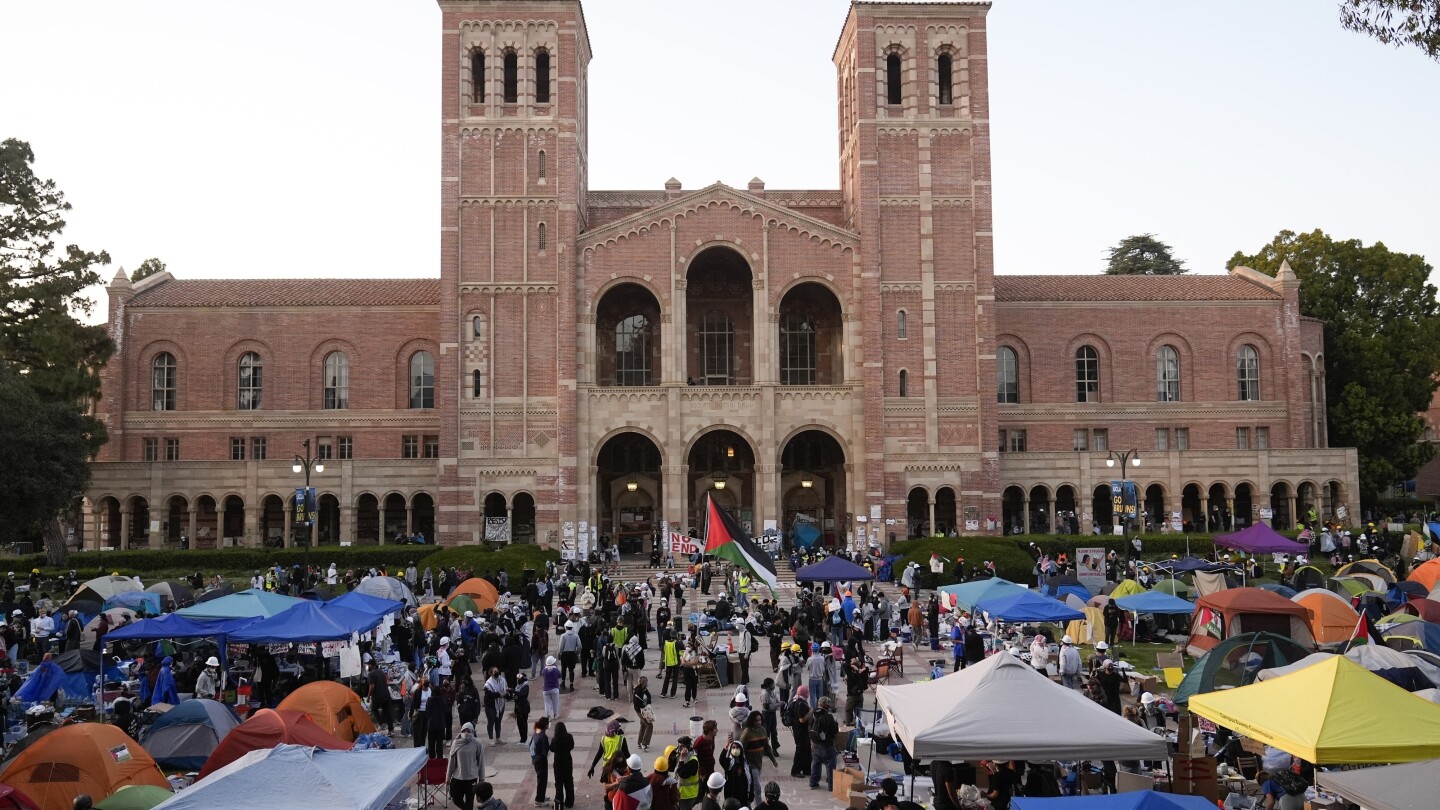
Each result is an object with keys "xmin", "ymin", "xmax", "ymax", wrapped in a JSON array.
[
  {"xmin": 627, "ymin": 754, "xmax": 643, "ymax": 771},
  {"xmin": 465, "ymin": 611, "xmax": 474, "ymax": 618},
  {"xmin": 1061, "ymin": 635, "xmax": 1074, "ymax": 645},
  {"xmin": 1140, "ymin": 692, "xmax": 1156, "ymax": 706},
  {"xmin": 565, "ymin": 621, "xmax": 575, "ymax": 630},
  {"xmin": 206, "ymin": 656, "xmax": 220, "ymax": 667},
  {"xmin": 546, "ymin": 656, "xmax": 557, "ymax": 666},
  {"xmin": 707, "ymin": 773, "xmax": 726, "ymax": 790},
  {"xmin": 1096, "ymin": 641, "xmax": 1109, "ymax": 651},
  {"xmin": 440, "ymin": 636, "xmax": 451, "ymax": 645}
]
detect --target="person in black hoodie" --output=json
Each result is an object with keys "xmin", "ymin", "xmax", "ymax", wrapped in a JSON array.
[
  {"xmin": 551, "ymin": 721, "xmax": 575, "ymax": 809},
  {"xmin": 426, "ymin": 679, "xmax": 451, "ymax": 758},
  {"xmin": 456, "ymin": 676, "xmax": 481, "ymax": 730},
  {"xmin": 511, "ymin": 673, "xmax": 531, "ymax": 742}
]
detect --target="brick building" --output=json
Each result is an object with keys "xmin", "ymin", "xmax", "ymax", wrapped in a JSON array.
[{"xmin": 82, "ymin": 0, "xmax": 1359, "ymax": 551}]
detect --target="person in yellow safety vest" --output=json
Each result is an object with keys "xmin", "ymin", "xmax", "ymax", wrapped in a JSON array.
[
  {"xmin": 738, "ymin": 573, "xmax": 751, "ymax": 602},
  {"xmin": 673, "ymin": 739, "xmax": 701, "ymax": 810},
  {"xmin": 588, "ymin": 719, "xmax": 630, "ymax": 779},
  {"xmin": 661, "ymin": 634, "xmax": 681, "ymax": 698}
]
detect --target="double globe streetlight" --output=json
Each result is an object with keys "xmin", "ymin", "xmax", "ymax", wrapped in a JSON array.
[{"xmin": 1106, "ymin": 449, "xmax": 1141, "ymax": 535}]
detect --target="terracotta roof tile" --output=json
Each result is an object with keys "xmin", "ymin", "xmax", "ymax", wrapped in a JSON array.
[
  {"xmin": 129, "ymin": 278, "xmax": 440, "ymax": 308},
  {"xmin": 993, "ymin": 274, "xmax": 1279, "ymax": 303}
]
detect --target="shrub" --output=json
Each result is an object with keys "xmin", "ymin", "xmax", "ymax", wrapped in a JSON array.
[
  {"xmin": 6, "ymin": 545, "xmax": 425, "ymax": 578},
  {"xmin": 418, "ymin": 544, "xmax": 560, "ymax": 583}
]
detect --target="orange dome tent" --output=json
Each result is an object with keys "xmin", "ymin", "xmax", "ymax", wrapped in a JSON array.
[
  {"xmin": 0, "ymin": 724, "xmax": 169, "ymax": 810},
  {"xmin": 1295, "ymin": 590, "xmax": 1359, "ymax": 644},
  {"xmin": 276, "ymin": 680, "xmax": 376, "ymax": 742},
  {"xmin": 449, "ymin": 577, "xmax": 501, "ymax": 610},
  {"xmin": 199, "ymin": 708, "xmax": 351, "ymax": 779},
  {"xmin": 1407, "ymin": 558, "xmax": 1440, "ymax": 591}
]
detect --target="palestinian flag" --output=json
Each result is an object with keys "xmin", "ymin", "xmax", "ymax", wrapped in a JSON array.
[
  {"xmin": 612, "ymin": 771, "xmax": 652, "ymax": 810},
  {"xmin": 1344, "ymin": 611, "xmax": 1385, "ymax": 652},
  {"xmin": 703, "ymin": 493, "xmax": 780, "ymax": 591}
]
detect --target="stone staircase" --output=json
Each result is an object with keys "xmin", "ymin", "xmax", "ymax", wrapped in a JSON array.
[{"xmin": 608, "ymin": 555, "xmax": 810, "ymax": 612}]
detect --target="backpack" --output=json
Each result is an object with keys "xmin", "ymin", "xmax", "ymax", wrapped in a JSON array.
[
  {"xmin": 780, "ymin": 700, "xmax": 793, "ymax": 727},
  {"xmin": 749, "ymin": 634, "xmax": 759, "ymax": 654},
  {"xmin": 1272, "ymin": 770, "xmax": 1307, "ymax": 797},
  {"xmin": 810, "ymin": 712, "xmax": 835, "ymax": 745}
]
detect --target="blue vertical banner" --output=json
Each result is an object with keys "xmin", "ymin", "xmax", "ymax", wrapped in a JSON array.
[
  {"xmin": 293, "ymin": 486, "xmax": 316, "ymax": 525},
  {"xmin": 1110, "ymin": 481, "xmax": 1139, "ymax": 519}
]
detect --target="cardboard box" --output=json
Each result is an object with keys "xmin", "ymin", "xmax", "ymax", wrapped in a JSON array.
[
  {"xmin": 833, "ymin": 767, "xmax": 866, "ymax": 801},
  {"xmin": 848, "ymin": 791, "xmax": 870, "ymax": 810},
  {"xmin": 1129, "ymin": 674, "xmax": 1159, "ymax": 695}
]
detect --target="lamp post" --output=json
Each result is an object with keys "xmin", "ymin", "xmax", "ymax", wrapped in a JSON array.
[
  {"xmin": 1105, "ymin": 449, "xmax": 1141, "ymax": 536},
  {"xmin": 292, "ymin": 438, "xmax": 324, "ymax": 579}
]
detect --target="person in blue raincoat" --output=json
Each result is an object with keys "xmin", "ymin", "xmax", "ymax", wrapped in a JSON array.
[{"xmin": 141, "ymin": 656, "xmax": 179, "ymax": 706}]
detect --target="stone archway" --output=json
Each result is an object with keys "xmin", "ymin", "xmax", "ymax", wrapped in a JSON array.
[
  {"xmin": 687, "ymin": 428, "xmax": 755, "ymax": 534},
  {"xmin": 595, "ymin": 283, "xmax": 662, "ymax": 386},
  {"xmin": 686, "ymin": 247, "xmax": 753, "ymax": 386},
  {"xmin": 597, "ymin": 431, "xmax": 662, "ymax": 554},
  {"xmin": 780, "ymin": 429, "xmax": 847, "ymax": 549},
  {"xmin": 777, "ymin": 283, "xmax": 844, "ymax": 385}
]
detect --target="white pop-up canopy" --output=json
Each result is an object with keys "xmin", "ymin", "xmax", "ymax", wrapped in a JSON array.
[{"xmin": 876, "ymin": 651, "xmax": 1170, "ymax": 762}]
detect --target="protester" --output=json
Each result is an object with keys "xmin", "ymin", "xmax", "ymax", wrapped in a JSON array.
[
  {"xmin": 447, "ymin": 721, "xmax": 486, "ymax": 810},
  {"xmin": 529, "ymin": 717, "xmax": 550, "ymax": 806},
  {"xmin": 552, "ymin": 720, "xmax": 576, "ymax": 809}
]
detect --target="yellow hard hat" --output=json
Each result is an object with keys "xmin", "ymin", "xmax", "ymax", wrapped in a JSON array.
[
  {"xmin": 654, "ymin": 756, "xmax": 669, "ymax": 773},
  {"xmin": 112, "ymin": 571, "xmax": 120, "ymax": 576},
  {"xmin": 32, "ymin": 568, "xmax": 39, "ymax": 574}
]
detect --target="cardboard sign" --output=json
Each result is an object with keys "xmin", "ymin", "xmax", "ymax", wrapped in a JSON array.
[{"xmin": 669, "ymin": 532, "xmax": 702, "ymax": 556}]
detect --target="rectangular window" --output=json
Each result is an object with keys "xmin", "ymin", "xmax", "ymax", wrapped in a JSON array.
[
  {"xmin": 143, "ymin": 438, "xmax": 159, "ymax": 462},
  {"xmin": 423, "ymin": 435, "xmax": 440, "ymax": 459},
  {"xmin": 165, "ymin": 438, "xmax": 180, "ymax": 461},
  {"xmin": 338, "ymin": 436, "xmax": 353, "ymax": 460},
  {"xmin": 1008, "ymin": 429, "xmax": 1027, "ymax": 453},
  {"xmin": 1092, "ymin": 429, "xmax": 1109, "ymax": 452},
  {"xmin": 998, "ymin": 430, "xmax": 1007, "ymax": 453},
  {"xmin": 251, "ymin": 437, "xmax": 267, "ymax": 461},
  {"xmin": 1155, "ymin": 428, "xmax": 1169, "ymax": 451},
  {"xmin": 1256, "ymin": 427, "xmax": 1270, "ymax": 450},
  {"xmin": 402, "ymin": 435, "xmax": 419, "ymax": 459},
  {"xmin": 1073, "ymin": 429, "xmax": 1088, "ymax": 452},
  {"xmin": 317, "ymin": 440, "xmax": 334, "ymax": 461},
  {"xmin": 1236, "ymin": 427, "xmax": 1250, "ymax": 450},
  {"xmin": 1175, "ymin": 427, "xmax": 1189, "ymax": 450},
  {"xmin": 1075, "ymin": 348, "xmax": 1100, "ymax": 403},
  {"xmin": 230, "ymin": 437, "xmax": 245, "ymax": 461}
]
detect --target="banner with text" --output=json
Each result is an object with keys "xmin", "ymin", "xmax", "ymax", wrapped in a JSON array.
[
  {"xmin": 669, "ymin": 532, "xmax": 702, "ymax": 557},
  {"xmin": 485, "ymin": 517, "xmax": 511, "ymax": 543},
  {"xmin": 1074, "ymin": 546, "xmax": 1107, "ymax": 595}
]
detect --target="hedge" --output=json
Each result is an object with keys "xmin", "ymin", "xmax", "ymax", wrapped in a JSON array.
[{"xmin": 421, "ymin": 545, "xmax": 561, "ymax": 583}]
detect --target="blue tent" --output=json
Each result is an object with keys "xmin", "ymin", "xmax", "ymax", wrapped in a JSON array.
[
  {"xmin": 16, "ymin": 649, "xmax": 124, "ymax": 704},
  {"xmin": 229, "ymin": 600, "xmax": 384, "ymax": 643},
  {"xmin": 1259, "ymin": 583, "xmax": 1298, "ymax": 599},
  {"xmin": 104, "ymin": 591, "xmax": 163, "ymax": 615},
  {"xmin": 795, "ymin": 556, "xmax": 874, "ymax": 582},
  {"xmin": 939, "ymin": 577, "xmax": 1028, "ymax": 612},
  {"xmin": 1384, "ymin": 620, "xmax": 1440, "ymax": 654},
  {"xmin": 329, "ymin": 591, "xmax": 405, "ymax": 617},
  {"xmin": 976, "ymin": 591, "xmax": 1084, "ymax": 623},
  {"xmin": 176, "ymin": 588, "xmax": 305, "ymax": 621},
  {"xmin": 141, "ymin": 698, "xmax": 241, "ymax": 770},
  {"xmin": 1115, "ymin": 590, "xmax": 1197, "ymax": 615},
  {"xmin": 1013, "ymin": 791, "xmax": 1217, "ymax": 810},
  {"xmin": 1055, "ymin": 584, "xmax": 1092, "ymax": 603}
]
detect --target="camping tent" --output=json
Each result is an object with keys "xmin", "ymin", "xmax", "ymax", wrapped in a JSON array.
[
  {"xmin": 1013, "ymin": 793, "xmax": 1217, "ymax": 810},
  {"xmin": 1312, "ymin": 758, "xmax": 1440, "ymax": 810},
  {"xmin": 1214, "ymin": 523, "xmax": 1307, "ymax": 555},
  {"xmin": 328, "ymin": 590, "xmax": 405, "ymax": 618},
  {"xmin": 1294, "ymin": 590, "xmax": 1359, "ymax": 645},
  {"xmin": 152, "ymin": 744, "xmax": 426, "ymax": 810},
  {"xmin": 1399, "ymin": 598, "xmax": 1440, "ymax": 623},
  {"xmin": 1114, "ymin": 590, "xmax": 1196, "ymax": 615},
  {"xmin": 0, "ymin": 724, "xmax": 170, "ymax": 810},
  {"xmin": 795, "ymin": 556, "xmax": 874, "ymax": 582},
  {"xmin": 227, "ymin": 600, "xmax": 384, "ymax": 643},
  {"xmin": 875, "ymin": 651, "xmax": 1168, "ymax": 761},
  {"xmin": 1108, "ymin": 579, "xmax": 1146, "ymax": 599},
  {"xmin": 140, "ymin": 699, "xmax": 241, "ymax": 770},
  {"xmin": 1151, "ymin": 578, "xmax": 1191, "ymax": 598},
  {"xmin": 1063, "ymin": 606, "xmax": 1105, "ymax": 646},
  {"xmin": 275, "ymin": 681, "xmax": 376, "ymax": 742},
  {"xmin": 1187, "ymin": 588, "xmax": 1313, "ymax": 656},
  {"xmin": 1292, "ymin": 565, "xmax": 1328, "ymax": 591},
  {"xmin": 94, "ymin": 786, "xmax": 174, "ymax": 810},
  {"xmin": 1384, "ymin": 620, "xmax": 1440, "ymax": 653},
  {"xmin": 447, "ymin": 576, "xmax": 501, "ymax": 609},
  {"xmin": 353, "ymin": 575, "xmax": 417, "ymax": 607},
  {"xmin": 15, "ymin": 649, "xmax": 126, "ymax": 703},
  {"xmin": 1172, "ymin": 631, "xmax": 1313, "ymax": 704},
  {"xmin": 1189, "ymin": 655, "xmax": 1440, "ymax": 763},
  {"xmin": 65, "ymin": 575, "xmax": 145, "ymax": 608},
  {"xmin": 1408, "ymin": 558, "xmax": 1440, "ymax": 591},
  {"xmin": 975, "ymin": 591, "xmax": 1084, "ymax": 624},
  {"xmin": 937, "ymin": 578, "xmax": 1027, "ymax": 612},
  {"xmin": 175, "ymin": 588, "xmax": 304, "ymax": 621},
  {"xmin": 102, "ymin": 592, "xmax": 162, "ymax": 615},
  {"xmin": 1258, "ymin": 583, "xmax": 1297, "ymax": 598},
  {"xmin": 143, "ymin": 581, "xmax": 194, "ymax": 609},
  {"xmin": 0, "ymin": 786, "xmax": 40, "ymax": 810},
  {"xmin": 1336, "ymin": 558, "xmax": 1396, "ymax": 584},
  {"xmin": 1256, "ymin": 644, "xmax": 1440, "ymax": 692},
  {"xmin": 198, "ymin": 708, "xmax": 351, "ymax": 779}
]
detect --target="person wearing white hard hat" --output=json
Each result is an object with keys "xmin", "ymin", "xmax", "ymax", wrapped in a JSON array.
[
  {"xmin": 433, "ymin": 636, "xmax": 453, "ymax": 686},
  {"xmin": 1057, "ymin": 635, "xmax": 1082, "ymax": 690},
  {"xmin": 1089, "ymin": 640, "xmax": 1112, "ymax": 676},
  {"xmin": 195, "ymin": 656, "xmax": 222, "ymax": 700}
]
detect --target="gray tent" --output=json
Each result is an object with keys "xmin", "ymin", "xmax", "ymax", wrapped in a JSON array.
[{"xmin": 1315, "ymin": 759, "xmax": 1440, "ymax": 810}]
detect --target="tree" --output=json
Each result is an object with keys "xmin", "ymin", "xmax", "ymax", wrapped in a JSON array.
[
  {"xmin": 129, "ymin": 257, "xmax": 166, "ymax": 281},
  {"xmin": 1228, "ymin": 229, "xmax": 1440, "ymax": 504},
  {"xmin": 1104, "ymin": 234, "xmax": 1187, "ymax": 275},
  {"xmin": 1, "ymin": 138, "xmax": 114, "ymax": 406},
  {"xmin": 0, "ymin": 367, "xmax": 97, "ymax": 562},
  {"xmin": 1339, "ymin": 0, "xmax": 1440, "ymax": 62}
]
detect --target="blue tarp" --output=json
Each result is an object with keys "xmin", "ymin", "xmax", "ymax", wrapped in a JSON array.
[
  {"xmin": 105, "ymin": 613, "xmax": 261, "ymax": 642},
  {"xmin": 1114, "ymin": 590, "xmax": 1197, "ymax": 615},
  {"xmin": 104, "ymin": 591, "xmax": 163, "ymax": 615},
  {"xmin": 976, "ymin": 591, "xmax": 1084, "ymax": 623},
  {"xmin": 792, "ymin": 522, "xmax": 821, "ymax": 550},
  {"xmin": 228, "ymin": 600, "xmax": 384, "ymax": 643},
  {"xmin": 1055, "ymin": 584, "xmax": 1092, "ymax": 603},
  {"xmin": 939, "ymin": 578, "xmax": 1028, "ymax": 612},
  {"xmin": 796, "ymin": 556, "xmax": 874, "ymax": 583},
  {"xmin": 1152, "ymin": 556, "xmax": 1236, "ymax": 574},
  {"xmin": 176, "ymin": 588, "xmax": 305, "ymax": 620},
  {"xmin": 1013, "ymin": 791, "xmax": 1218, "ymax": 810},
  {"xmin": 329, "ymin": 591, "xmax": 405, "ymax": 617}
]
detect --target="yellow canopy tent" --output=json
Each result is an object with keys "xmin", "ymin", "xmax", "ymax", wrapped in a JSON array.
[
  {"xmin": 1188, "ymin": 655, "xmax": 1440, "ymax": 763},
  {"xmin": 1064, "ymin": 606, "xmax": 1105, "ymax": 646}
]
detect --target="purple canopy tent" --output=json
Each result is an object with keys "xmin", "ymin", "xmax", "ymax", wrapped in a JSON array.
[{"xmin": 1214, "ymin": 523, "xmax": 1307, "ymax": 555}]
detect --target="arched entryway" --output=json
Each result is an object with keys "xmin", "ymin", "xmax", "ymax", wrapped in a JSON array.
[
  {"xmin": 597, "ymin": 431, "xmax": 662, "ymax": 553},
  {"xmin": 1270, "ymin": 482, "xmax": 1293, "ymax": 529},
  {"xmin": 687, "ymin": 428, "xmax": 755, "ymax": 534},
  {"xmin": 1182, "ymin": 484, "xmax": 1203, "ymax": 532},
  {"xmin": 686, "ymin": 247, "xmax": 753, "ymax": 386},
  {"xmin": 1055, "ymin": 485, "xmax": 1078, "ymax": 534},
  {"xmin": 127, "ymin": 496, "xmax": 151, "ymax": 548},
  {"xmin": 596, "ymin": 283, "xmax": 662, "ymax": 387},
  {"xmin": 934, "ymin": 487, "xmax": 957, "ymax": 537},
  {"xmin": 777, "ymin": 283, "xmax": 844, "ymax": 385},
  {"xmin": 1234, "ymin": 483, "xmax": 1255, "ymax": 528},
  {"xmin": 194, "ymin": 495, "xmax": 218, "ymax": 548},
  {"xmin": 221, "ymin": 495, "xmax": 244, "ymax": 546},
  {"xmin": 356, "ymin": 494, "xmax": 380, "ymax": 544},
  {"xmin": 382, "ymin": 493, "xmax": 407, "ymax": 542},
  {"xmin": 315, "ymin": 494, "xmax": 339, "ymax": 545},
  {"xmin": 1144, "ymin": 484, "xmax": 1166, "ymax": 533},
  {"xmin": 483, "ymin": 492, "xmax": 509, "ymax": 543},
  {"xmin": 97, "ymin": 497, "xmax": 121, "ymax": 550},
  {"xmin": 1296, "ymin": 482, "xmax": 1318, "ymax": 527},
  {"xmin": 260, "ymin": 495, "xmax": 285, "ymax": 547},
  {"xmin": 1028, "ymin": 485, "xmax": 1051, "ymax": 533},
  {"xmin": 412, "ymin": 493, "xmax": 436, "ymax": 541},
  {"xmin": 780, "ymin": 429, "xmax": 847, "ymax": 549},
  {"xmin": 1208, "ymin": 483, "xmax": 1230, "ymax": 531},
  {"xmin": 1091, "ymin": 484, "xmax": 1114, "ymax": 534},
  {"xmin": 1002, "ymin": 486, "xmax": 1025, "ymax": 535},
  {"xmin": 907, "ymin": 487, "xmax": 931, "ymax": 539},
  {"xmin": 1324, "ymin": 480, "xmax": 1344, "ymax": 522},
  {"xmin": 166, "ymin": 495, "xmax": 189, "ymax": 545}
]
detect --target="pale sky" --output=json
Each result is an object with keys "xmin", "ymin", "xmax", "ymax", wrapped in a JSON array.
[{"xmin": 2, "ymin": 0, "xmax": 1437, "ymax": 320}]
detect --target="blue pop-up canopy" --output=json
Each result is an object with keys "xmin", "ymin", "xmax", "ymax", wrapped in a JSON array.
[
  {"xmin": 329, "ymin": 591, "xmax": 405, "ymax": 617},
  {"xmin": 229, "ymin": 600, "xmax": 384, "ymax": 643},
  {"xmin": 176, "ymin": 588, "xmax": 305, "ymax": 621},
  {"xmin": 939, "ymin": 577, "xmax": 1027, "ymax": 612},
  {"xmin": 976, "ymin": 591, "xmax": 1084, "ymax": 623},
  {"xmin": 1013, "ymin": 791, "xmax": 1218, "ymax": 810},
  {"xmin": 1114, "ymin": 590, "xmax": 1197, "ymax": 615},
  {"xmin": 106, "ymin": 613, "xmax": 261, "ymax": 642},
  {"xmin": 795, "ymin": 556, "xmax": 873, "ymax": 582}
]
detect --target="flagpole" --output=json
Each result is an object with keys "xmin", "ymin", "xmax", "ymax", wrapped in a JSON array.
[{"xmin": 1342, "ymin": 611, "xmax": 1366, "ymax": 654}]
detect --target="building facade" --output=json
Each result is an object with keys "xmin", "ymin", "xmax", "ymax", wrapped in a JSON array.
[{"xmin": 82, "ymin": 0, "xmax": 1359, "ymax": 551}]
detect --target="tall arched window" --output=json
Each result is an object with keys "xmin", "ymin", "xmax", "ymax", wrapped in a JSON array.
[
  {"xmin": 780, "ymin": 313, "xmax": 818, "ymax": 385},
  {"xmin": 237, "ymin": 351, "xmax": 263, "ymax": 410},
  {"xmin": 534, "ymin": 48, "xmax": 550, "ymax": 103},
  {"xmin": 886, "ymin": 53, "xmax": 902, "ymax": 104},
  {"xmin": 409, "ymin": 351, "xmax": 435, "ymax": 409},
  {"xmin": 1075, "ymin": 346, "xmax": 1100, "ymax": 403},
  {"xmin": 898, "ymin": 369, "xmax": 909, "ymax": 397},
  {"xmin": 151, "ymin": 352, "xmax": 176, "ymax": 411},
  {"xmin": 615, "ymin": 315, "xmax": 652, "ymax": 386},
  {"xmin": 1237, "ymin": 344, "xmax": 1260, "ymax": 401},
  {"xmin": 937, "ymin": 53, "xmax": 953, "ymax": 105},
  {"xmin": 503, "ymin": 50, "xmax": 518, "ymax": 103},
  {"xmin": 997, "ymin": 346, "xmax": 1018, "ymax": 403},
  {"xmin": 1156, "ymin": 345, "xmax": 1180, "ymax": 402},
  {"xmin": 896, "ymin": 309, "xmax": 908, "ymax": 340},
  {"xmin": 472, "ymin": 313, "xmax": 485, "ymax": 339},
  {"xmin": 470, "ymin": 50, "xmax": 485, "ymax": 103},
  {"xmin": 537, "ymin": 222, "xmax": 547, "ymax": 251},
  {"xmin": 537, "ymin": 150, "xmax": 547, "ymax": 180},
  {"xmin": 323, "ymin": 351, "xmax": 349, "ymax": 409},
  {"xmin": 699, "ymin": 311, "xmax": 735, "ymax": 386},
  {"xmin": 472, "ymin": 369, "xmax": 483, "ymax": 398}
]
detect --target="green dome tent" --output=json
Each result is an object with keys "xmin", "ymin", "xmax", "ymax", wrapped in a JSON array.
[{"xmin": 1173, "ymin": 631, "xmax": 1312, "ymax": 705}]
